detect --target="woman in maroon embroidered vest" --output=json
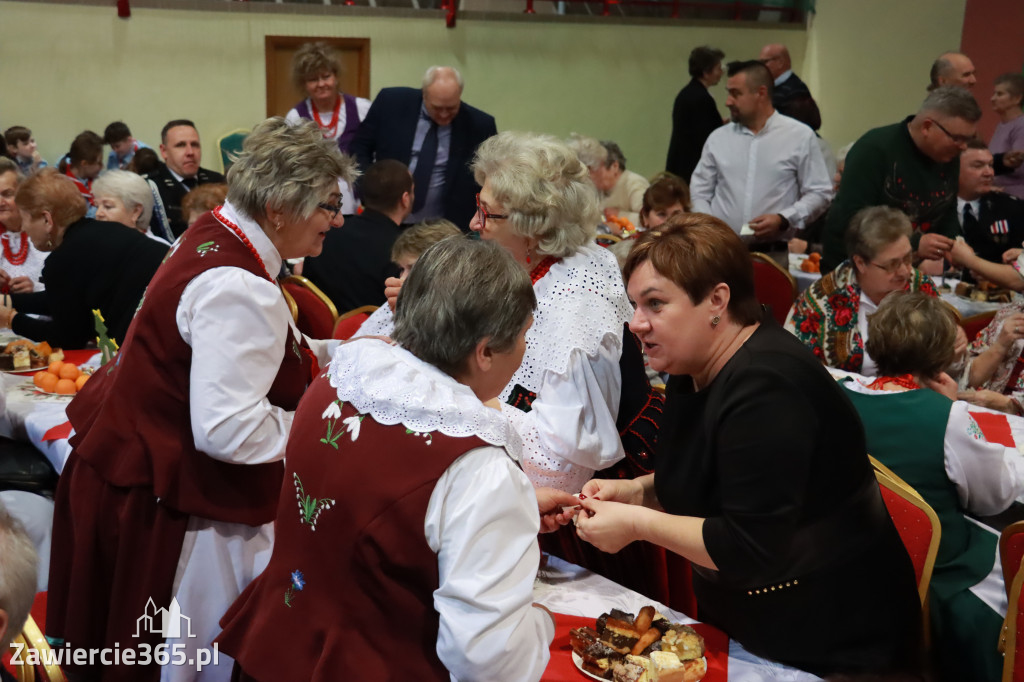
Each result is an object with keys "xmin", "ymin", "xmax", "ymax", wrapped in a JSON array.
[
  {"xmin": 46, "ymin": 118, "xmax": 356, "ymax": 682},
  {"xmin": 218, "ymin": 237, "xmax": 573, "ymax": 681}
]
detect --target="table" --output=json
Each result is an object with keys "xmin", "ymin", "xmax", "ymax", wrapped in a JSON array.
[
  {"xmin": 936, "ymin": 277, "xmax": 1013, "ymax": 318},
  {"xmin": 536, "ymin": 555, "xmax": 822, "ymax": 682},
  {"xmin": 787, "ymin": 254, "xmax": 820, "ymax": 294}
]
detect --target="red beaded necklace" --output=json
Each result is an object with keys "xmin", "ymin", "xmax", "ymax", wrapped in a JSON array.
[
  {"xmin": 312, "ymin": 96, "xmax": 341, "ymax": 139},
  {"xmin": 1, "ymin": 232, "xmax": 29, "ymax": 266},
  {"xmin": 213, "ymin": 206, "xmax": 270, "ymax": 279},
  {"xmin": 867, "ymin": 374, "xmax": 920, "ymax": 391},
  {"xmin": 530, "ymin": 256, "xmax": 561, "ymax": 285}
]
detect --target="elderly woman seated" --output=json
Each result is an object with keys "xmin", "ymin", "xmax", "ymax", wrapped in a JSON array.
[
  {"xmin": 841, "ymin": 291, "xmax": 1024, "ymax": 682},
  {"xmin": 786, "ymin": 205, "xmax": 938, "ymax": 374},
  {"xmin": 217, "ymin": 237, "xmax": 574, "ymax": 681},
  {"xmin": 567, "ymin": 134, "xmax": 649, "ymax": 231},
  {"xmin": 958, "ymin": 294, "xmax": 1024, "ymax": 414},
  {"xmin": 92, "ymin": 170, "xmax": 167, "ymax": 244}
]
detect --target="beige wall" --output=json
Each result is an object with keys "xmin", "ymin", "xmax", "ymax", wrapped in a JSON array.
[
  {"xmin": 806, "ymin": 0, "xmax": 968, "ymax": 151},
  {"xmin": 0, "ymin": 0, "xmax": 965, "ymax": 178}
]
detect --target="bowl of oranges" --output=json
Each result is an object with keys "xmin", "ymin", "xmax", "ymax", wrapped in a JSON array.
[{"xmin": 32, "ymin": 361, "xmax": 90, "ymax": 396}]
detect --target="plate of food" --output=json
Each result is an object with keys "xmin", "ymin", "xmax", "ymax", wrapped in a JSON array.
[
  {"xmin": 954, "ymin": 281, "xmax": 1013, "ymax": 303},
  {"xmin": 569, "ymin": 606, "xmax": 707, "ymax": 681},
  {"xmin": 0, "ymin": 340, "xmax": 64, "ymax": 374},
  {"xmin": 29, "ymin": 360, "xmax": 91, "ymax": 396}
]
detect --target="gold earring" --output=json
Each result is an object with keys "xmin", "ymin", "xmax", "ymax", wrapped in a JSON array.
[{"xmin": 711, "ymin": 315, "xmax": 721, "ymax": 327}]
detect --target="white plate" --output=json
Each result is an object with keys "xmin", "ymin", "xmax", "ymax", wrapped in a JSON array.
[
  {"xmin": 0, "ymin": 365, "xmax": 46, "ymax": 375},
  {"xmin": 571, "ymin": 651, "xmax": 707, "ymax": 681}
]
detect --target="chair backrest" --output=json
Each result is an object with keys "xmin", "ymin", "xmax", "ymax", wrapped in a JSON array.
[
  {"xmin": 10, "ymin": 614, "xmax": 65, "ymax": 681},
  {"xmin": 750, "ymin": 252, "xmax": 798, "ymax": 325},
  {"xmin": 874, "ymin": 468, "xmax": 941, "ymax": 606},
  {"xmin": 1003, "ymin": 554, "xmax": 1024, "ymax": 682},
  {"xmin": 962, "ymin": 310, "xmax": 998, "ymax": 342},
  {"xmin": 282, "ymin": 276, "xmax": 338, "ymax": 340},
  {"xmin": 1002, "ymin": 522, "xmax": 1024, "ymax": 601},
  {"xmin": 217, "ymin": 129, "xmax": 249, "ymax": 174},
  {"xmin": 333, "ymin": 305, "xmax": 379, "ymax": 340}
]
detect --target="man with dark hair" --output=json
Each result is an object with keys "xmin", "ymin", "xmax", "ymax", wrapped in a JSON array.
[
  {"xmin": 928, "ymin": 51, "xmax": 977, "ymax": 91},
  {"xmin": 350, "ymin": 66, "xmax": 496, "ymax": 230},
  {"xmin": 822, "ymin": 86, "xmax": 983, "ymax": 271},
  {"xmin": 759, "ymin": 43, "xmax": 821, "ymax": 130},
  {"xmin": 690, "ymin": 60, "xmax": 832, "ymax": 263},
  {"xmin": 103, "ymin": 121, "xmax": 149, "ymax": 171},
  {"xmin": 665, "ymin": 45, "xmax": 725, "ymax": 182},
  {"xmin": 145, "ymin": 119, "xmax": 225, "ymax": 239},
  {"xmin": 303, "ymin": 159, "xmax": 413, "ymax": 312},
  {"xmin": 953, "ymin": 140, "xmax": 1024, "ymax": 269}
]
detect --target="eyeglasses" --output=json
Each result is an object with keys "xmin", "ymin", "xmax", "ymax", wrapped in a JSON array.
[
  {"xmin": 869, "ymin": 253, "xmax": 914, "ymax": 274},
  {"xmin": 928, "ymin": 118, "xmax": 974, "ymax": 146},
  {"xmin": 318, "ymin": 201, "xmax": 342, "ymax": 220},
  {"xmin": 475, "ymin": 193, "xmax": 508, "ymax": 229}
]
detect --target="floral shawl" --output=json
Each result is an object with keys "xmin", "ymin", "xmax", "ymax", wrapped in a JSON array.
[
  {"xmin": 963, "ymin": 302, "xmax": 1024, "ymax": 397},
  {"xmin": 785, "ymin": 260, "xmax": 938, "ymax": 371}
]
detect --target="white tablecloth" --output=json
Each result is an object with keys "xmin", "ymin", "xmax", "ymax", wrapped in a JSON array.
[{"xmin": 535, "ymin": 554, "xmax": 822, "ymax": 681}]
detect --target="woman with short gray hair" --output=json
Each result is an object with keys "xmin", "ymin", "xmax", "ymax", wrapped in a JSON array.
[
  {"xmin": 786, "ymin": 205, "xmax": 940, "ymax": 374},
  {"xmin": 470, "ymin": 131, "xmax": 635, "ymax": 493},
  {"xmin": 92, "ymin": 169, "xmax": 159, "ymax": 240},
  {"xmin": 219, "ymin": 237, "xmax": 574, "ymax": 681},
  {"xmin": 47, "ymin": 116, "xmax": 357, "ymax": 681}
]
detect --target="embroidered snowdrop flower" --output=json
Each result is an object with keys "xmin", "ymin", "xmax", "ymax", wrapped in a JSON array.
[
  {"xmin": 321, "ymin": 401, "xmax": 342, "ymax": 421},
  {"xmin": 343, "ymin": 415, "xmax": 364, "ymax": 441}
]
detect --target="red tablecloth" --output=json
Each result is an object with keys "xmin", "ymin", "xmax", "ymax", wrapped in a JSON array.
[
  {"xmin": 971, "ymin": 411, "xmax": 1015, "ymax": 447},
  {"xmin": 542, "ymin": 612, "xmax": 728, "ymax": 681}
]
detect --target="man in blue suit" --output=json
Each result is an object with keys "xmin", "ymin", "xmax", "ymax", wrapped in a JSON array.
[{"xmin": 350, "ymin": 66, "xmax": 497, "ymax": 231}]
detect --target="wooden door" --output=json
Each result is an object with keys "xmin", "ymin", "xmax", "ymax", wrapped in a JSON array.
[{"xmin": 265, "ymin": 36, "xmax": 371, "ymax": 118}]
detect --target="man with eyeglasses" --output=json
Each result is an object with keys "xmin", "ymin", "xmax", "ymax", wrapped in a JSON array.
[
  {"xmin": 822, "ymin": 86, "xmax": 982, "ymax": 272},
  {"xmin": 303, "ymin": 159, "xmax": 412, "ymax": 313},
  {"xmin": 759, "ymin": 43, "xmax": 821, "ymax": 131}
]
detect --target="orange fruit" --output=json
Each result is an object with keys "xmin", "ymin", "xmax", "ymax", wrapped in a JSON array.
[
  {"xmin": 33, "ymin": 371, "xmax": 49, "ymax": 388},
  {"xmin": 36, "ymin": 372, "xmax": 59, "ymax": 393},
  {"xmin": 58, "ymin": 363, "xmax": 80, "ymax": 381},
  {"xmin": 55, "ymin": 379, "xmax": 77, "ymax": 395},
  {"xmin": 47, "ymin": 361, "xmax": 62, "ymax": 376},
  {"xmin": 75, "ymin": 374, "xmax": 89, "ymax": 390}
]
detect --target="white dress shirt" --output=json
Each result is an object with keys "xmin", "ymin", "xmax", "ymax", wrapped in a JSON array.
[
  {"xmin": 690, "ymin": 111, "xmax": 834, "ymax": 238},
  {"xmin": 957, "ymin": 196, "xmax": 981, "ymax": 231}
]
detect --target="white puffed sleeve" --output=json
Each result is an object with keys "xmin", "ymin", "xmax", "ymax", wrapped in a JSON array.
[
  {"xmin": 943, "ymin": 401, "xmax": 1024, "ymax": 516},
  {"xmin": 177, "ymin": 267, "xmax": 295, "ymax": 465},
  {"xmin": 502, "ymin": 338, "xmax": 624, "ymax": 493},
  {"xmin": 425, "ymin": 446, "xmax": 554, "ymax": 682}
]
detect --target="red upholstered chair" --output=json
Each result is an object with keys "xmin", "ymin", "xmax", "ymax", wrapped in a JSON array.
[
  {"xmin": 1002, "ymin": 522, "xmax": 1024, "ymax": 601},
  {"xmin": 333, "ymin": 305, "xmax": 379, "ymax": 340},
  {"xmin": 281, "ymin": 276, "xmax": 338, "ymax": 340},
  {"xmin": 962, "ymin": 310, "xmax": 998, "ymax": 343},
  {"xmin": 1004, "ymin": 563, "xmax": 1024, "ymax": 682},
  {"xmin": 871, "ymin": 460, "xmax": 941, "ymax": 607},
  {"xmin": 750, "ymin": 252, "xmax": 798, "ymax": 325}
]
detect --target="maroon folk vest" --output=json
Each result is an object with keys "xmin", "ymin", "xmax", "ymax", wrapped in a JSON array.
[
  {"xmin": 218, "ymin": 371, "xmax": 488, "ymax": 681},
  {"xmin": 295, "ymin": 93, "xmax": 361, "ymax": 153},
  {"xmin": 66, "ymin": 211, "xmax": 312, "ymax": 525}
]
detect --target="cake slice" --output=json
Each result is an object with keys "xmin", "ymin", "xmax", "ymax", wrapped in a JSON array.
[
  {"xmin": 570, "ymin": 626, "xmax": 600, "ymax": 656},
  {"xmin": 581, "ymin": 640, "xmax": 622, "ymax": 680},
  {"xmin": 660, "ymin": 625, "xmax": 705, "ymax": 661},
  {"xmin": 611, "ymin": 654, "xmax": 653, "ymax": 682},
  {"xmin": 600, "ymin": 618, "xmax": 642, "ymax": 654}
]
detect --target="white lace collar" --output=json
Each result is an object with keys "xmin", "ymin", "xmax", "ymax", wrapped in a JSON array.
[
  {"xmin": 216, "ymin": 200, "xmax": 284, "ymax": 278},
  {"xmin": 327, "ymin": 338, "xmax": 523, "ymax": 461},
  {"xmin": 502, "ymin": 242, "xmax": 633, "ymax": 399}
]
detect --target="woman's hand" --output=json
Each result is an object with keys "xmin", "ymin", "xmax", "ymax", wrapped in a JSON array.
[
  {"xmin": 949, "ymin": 239, "xmax": 976, "ymax": 267},
  {"xmin": 579, "ymin": 477, "xmax": 645, "ymax": 506},
  {"xmin": 8, "ymin": 277, "xmax": 32, "ymax": 294},
  {"xmin": 995, "ymin": 313, "xmax": 1024, "ymax": 352},
  {"xmin": 575, "ymin": 498, "xmax": 643, "ymax": 553},
  {"xmin": 384, "ymin": 276, "xmax": 402, "ymax": 312},
  {"xmin": 958, "ymin": 388, "xmax": 1015, "ymax": 413},
  {"xmin": 921, "ymin": 372, "xmax": 958, "ymax": 400},
  {"xmin": 1004, "ymin": 248, "xmax": 1024, "ymax": 264},
  {"xmin": 535, "ymin": 487, "xmax": 579, "ymax": 534},
  {"xmin": 0, "ymin": 305, "xmax": 17, "ymax": 329}
]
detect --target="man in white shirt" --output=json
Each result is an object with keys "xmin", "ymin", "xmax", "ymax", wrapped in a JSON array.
[{"xmin": 690, "ymin": 60, "xmax": 833, "ymax": 262}]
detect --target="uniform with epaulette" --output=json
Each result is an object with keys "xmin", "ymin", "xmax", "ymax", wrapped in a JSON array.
[
  {"xmin": 145, "ymin": 164, "xmax": 225, "ymax": 240},
  {"xmin": 958, "ymin": 190, "xmax": 1024, "ymax": 264}
]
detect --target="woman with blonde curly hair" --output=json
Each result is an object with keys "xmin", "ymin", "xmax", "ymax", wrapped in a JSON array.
[{"xmin": 46, "ymin": 117, "xmax": 356, "ymax": 682}]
